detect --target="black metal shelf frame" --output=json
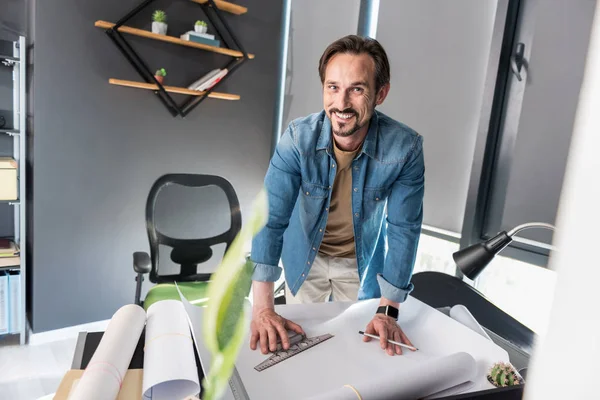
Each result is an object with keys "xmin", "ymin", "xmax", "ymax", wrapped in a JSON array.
[{"xmin": 100, "ymin": 0, "xmax": 250, "ymax": 117}]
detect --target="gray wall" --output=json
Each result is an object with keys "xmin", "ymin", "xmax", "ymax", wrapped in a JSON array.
[
  {"xmin": 30, "ymin": 0, "xmax": 282, "ymax": 332},
  {"xmin": 282, "ymin": 0, "xmax": 361, "ymax": 130},
  {"xmin": 0, "ymin": 0, "xmax": 27, "ymax": 38}
]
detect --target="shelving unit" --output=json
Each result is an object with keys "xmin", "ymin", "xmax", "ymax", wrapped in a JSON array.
[
  {"xmin": 190, "ymin": 0, "xmax": 248, "ymax": 15},
  {"xmin": 0, "ymin": 36, "xmax": 27, "ymax": 345},
  {"xmin": 95, "ymin": 0, "xmax": 253, "ymax": 118},
  {"xmin": 94, "ymin": 21, "xmax": 255, "ymax": 59},
  {"xmin": 109, "ymin": 78, "xmax": 241, "ymax": 100}
]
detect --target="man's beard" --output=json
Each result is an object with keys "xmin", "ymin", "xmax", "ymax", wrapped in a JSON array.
[{"xmin": 329, "ymin": 108, "xmax": 362, "ymax": 137}]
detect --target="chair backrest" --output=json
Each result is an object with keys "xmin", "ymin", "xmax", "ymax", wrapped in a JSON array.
[{"xmin": 145, "ymin": 173, "xmax": 242, "ymax": 284}]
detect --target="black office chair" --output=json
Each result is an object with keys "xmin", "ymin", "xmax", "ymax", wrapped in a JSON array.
[{"xmin": 133, "ymin": 173, "xmax": 242, "ymax": 309}]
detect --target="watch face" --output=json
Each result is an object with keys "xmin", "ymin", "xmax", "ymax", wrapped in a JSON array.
[{"xmin": 377, "ymin": 305, "xmax": 399, "ymax": 320}]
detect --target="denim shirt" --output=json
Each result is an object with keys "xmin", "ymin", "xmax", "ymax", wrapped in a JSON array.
[{"xmin": 250, "ymin": 110, "xmax": 425, "ymax": 303}]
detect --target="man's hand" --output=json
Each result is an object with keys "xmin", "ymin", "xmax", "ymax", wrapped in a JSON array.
[
  {"xmin": 362, "ymin": 298, "xmax": 415, "ymax": 356},
  {"xmin": 249, "ymin": 280, "xmax": 304, "ymax": 354},
  {"xmin": 250, "ymin": 308, "xmax": 304, "ymax": 354}
]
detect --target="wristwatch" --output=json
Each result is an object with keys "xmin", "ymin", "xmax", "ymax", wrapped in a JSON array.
[{"xmin": 376, "ymin": 305, "xmax": 399, "ymax": 320}]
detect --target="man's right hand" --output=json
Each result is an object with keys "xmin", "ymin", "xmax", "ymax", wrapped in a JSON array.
[
  {"xmin": 249, "ymin": 280, "xmax": 304, "ymax": 354},
  {"xmin": 250, "ymin": 308, "xmax": 305, "ymax": 354}
]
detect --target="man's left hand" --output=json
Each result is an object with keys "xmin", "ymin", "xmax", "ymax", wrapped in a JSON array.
[{"xmin": 363, "ymin": 311, "xmax": 414, "ymax": 356}]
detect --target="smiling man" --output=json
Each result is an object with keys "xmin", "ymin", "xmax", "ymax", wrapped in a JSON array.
[{"xmin": 249, "ymin": 35, "xmax": 425, "ymax": 357}]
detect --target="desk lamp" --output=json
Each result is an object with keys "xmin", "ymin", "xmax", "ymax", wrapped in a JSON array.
[{"xmin": 453, "ymin": 222, "xmax": 556, "ymax": 279}]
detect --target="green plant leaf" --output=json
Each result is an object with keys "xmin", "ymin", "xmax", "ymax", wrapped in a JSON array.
[
  {"xmin": 201, "ymin": 189, "xmax": 268, "ymax": 400},
  {"xmin": 152, "ymin": 10, "xmax": 167, "ymax": 23}
]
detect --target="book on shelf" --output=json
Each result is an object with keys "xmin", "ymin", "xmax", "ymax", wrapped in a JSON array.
[
  {"xmin": 188, "ymin": 31, "xmax": 216, "ymax": 40},
  {"xmin": 8, "ymin": 270, "xmax": 21, "ymax": 334},
  {"xmin": 180, "ymin": 32, "xmax": 221, "ymax": 47},
  {"xmin": 187, "ymin": 68, "xmax": 229, "ymax": 92}
]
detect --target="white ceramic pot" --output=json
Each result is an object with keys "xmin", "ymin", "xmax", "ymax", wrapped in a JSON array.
[
  {"xmin": 152, "ymin": 21, "xmax": 168, "ymax": 35},
  {"xmin": 194, "ymin": 24, "xmax": 207, "ymax": 34}
]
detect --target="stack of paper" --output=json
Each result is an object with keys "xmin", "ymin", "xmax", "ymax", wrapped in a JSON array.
[
  {"xmin": 57, "ymin": 300, "xmax": 203, "ymax": 400},
  {"xmin": 191, "ymin": 297, "xmax": 510, "ymax": 400},
  {"xmin": 0, "ymin": 239, "xmax": 19, "ymax": 258},
  {"xmin": 187, "ymin": 69, "xmax": 228, "ymax": 92}
]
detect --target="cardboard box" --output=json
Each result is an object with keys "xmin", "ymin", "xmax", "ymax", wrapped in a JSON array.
[{"xmin": 0, "ymin": 157, "xmax": 17, "ymax": 201}]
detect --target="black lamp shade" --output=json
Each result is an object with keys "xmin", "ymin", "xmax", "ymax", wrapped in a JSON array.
[{"xmin": 453, "ymin": 231, "xmax": 512, "ymax": 279}]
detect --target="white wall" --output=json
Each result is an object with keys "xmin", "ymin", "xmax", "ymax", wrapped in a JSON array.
[{"xmin": 524, "ymin": 2, "xmax": 600, "ymax": 398}]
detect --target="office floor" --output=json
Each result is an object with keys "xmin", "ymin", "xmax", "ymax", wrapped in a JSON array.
[{"xmin": 0, "ymin": 320, "xmax": 109, "ymax": 400}]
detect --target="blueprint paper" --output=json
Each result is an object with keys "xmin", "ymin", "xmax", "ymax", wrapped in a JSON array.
[
  {"xmin": 142, "ymin": 300, "xmax": 200, "ymax": 400},
  {"xmin": 232, "ymin": 297, "xmax": 509, "ymax": 399},
  {"xmin": 68, "ymin": 304, "xmax": 146, "ymax": 400},
  {"xmin": 305, "ymin": 352, "xmax": 476, "ymax": 400},
  {"xmin": 449, "ymin": 304, "xmax": 492, "ymax": 341},
  {"xmin": 175, "ymin": 283, "xmax": 237, "ymax": 400}
]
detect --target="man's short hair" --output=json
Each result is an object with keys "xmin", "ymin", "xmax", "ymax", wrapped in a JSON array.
[{"xmin": 318, "ymin": 35, "xmax": 391, "ymax": 92}]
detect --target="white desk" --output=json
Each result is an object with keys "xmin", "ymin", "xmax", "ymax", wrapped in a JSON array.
[{"xmin": 189, "ymin": 297, "xmax": 512, "ymax": 400}]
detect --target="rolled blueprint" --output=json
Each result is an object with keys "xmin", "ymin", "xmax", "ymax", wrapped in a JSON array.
[
  {"xmin": 305, "ymin": 352, "xmax": 477, "ymax": 400},
  {"xmin": 142, "ymin": 299, "xmax": 200, "ymax": 400},
  {"xmin": 69, "ymin": 304, "xmax": 146, "ymax": 400}
]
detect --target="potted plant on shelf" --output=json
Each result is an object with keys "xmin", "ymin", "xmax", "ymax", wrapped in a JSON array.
[
  {"xmin": 154, "ymin": 68, "xmax": 167, "ymax": 85},
  {"xmin": 194, "ymin": 20, "xmax": 208, "ymax": 34},
  {"xmin": 152, "ymin": 10, "xmax": 168, "ymax": 35}
]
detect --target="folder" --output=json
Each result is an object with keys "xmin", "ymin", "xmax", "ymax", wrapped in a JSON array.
[
  {"xmin": 8, "ymin": 270, "xmax": 20, "ymax": 334},
  {"xmin": 0, "ymin": 272, "xmax": 8, "ymax": 335}
]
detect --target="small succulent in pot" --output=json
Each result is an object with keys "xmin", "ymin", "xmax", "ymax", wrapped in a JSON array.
[
  {"xmin": 152, "ymin": 10, "xmax": 168, "ymax": 35},
  {"xmin": 487, "ymin": 362, "xmax": 524, "ymax": 388},
  {"xmin": 195, "ymin": 20, "xmax": 208, "ymax": 34},
  {"xmin": 154, "ymin": 68, "xmax": 167, "ymax": 85}
]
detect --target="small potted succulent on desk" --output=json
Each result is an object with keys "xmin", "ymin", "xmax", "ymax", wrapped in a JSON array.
[
  {"xmin": 152, "ymin": 10, "xmax": 168, "ymax": 35},
  {"xmin": 195, "ymin": 20, "xmax": 208, "ymax": 34},
  {"xmin": 154, "ymin": 68, "xmax": 167, "ymax": 85}
]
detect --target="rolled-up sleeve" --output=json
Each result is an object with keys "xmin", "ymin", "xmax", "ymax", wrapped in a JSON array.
[
  {"xmin": 381, "ymin": 135, "xmax": 425, "ymax": 303},
  {"xmin": 250, "ymin": 124, "xmax": 302, "ymax": 282}
]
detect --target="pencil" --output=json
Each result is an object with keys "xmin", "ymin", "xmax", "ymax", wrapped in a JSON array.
[{"xmin": 358, "ymin": 330, "xmax": 418, "ymax": 351}]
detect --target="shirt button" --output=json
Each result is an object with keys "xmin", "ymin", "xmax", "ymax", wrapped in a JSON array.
[
  {"xmin": 375, "ymin": 197, "xmax": 379, "ymax": 201},
  {"xmin": 307, "ymin": 261, "xmax": 310, "ymax": 265},
  {"xmin": 353, "ymin": 188, "xmax": 358, "ymax": 192},
  {"xmin": 355, "ymin": 213, "xmax": 359, "ymax": 217},
  {"xmin": 354, "ymin": 166, "xmax": 359, "ymax": 171},
  {"xmin": 319, "ymin": 228, "xmax": 323, "ymax": 232},
  {"xmin": 302, "ymin": 273, "xmax": 305, "ymax": 277},
  {"xmin": 332, "ymin": 164, "xmax": 336, "ymax": 168},
  {"xmin": 306, "ymin": 192, "xmax": 310, "ymax": 195},
  {"xmin": 312, "ymin": 247, "xmax": 316, "ymax": 250},
  {"xmin": 325, "ymin": 207, "xmax": 329, "ymax": 211}
]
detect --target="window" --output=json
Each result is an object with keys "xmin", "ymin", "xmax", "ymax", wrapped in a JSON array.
[
  {"xmin": 413, "ymin": 234, "xmax": 459, "ymax": 276},
  {"xmin": 474, "ymin": 255, "xmax": 557, "ymax": 335},
  {"xmin": 412, "ymin": 233, "xmax": 557, "ymax": 336}
]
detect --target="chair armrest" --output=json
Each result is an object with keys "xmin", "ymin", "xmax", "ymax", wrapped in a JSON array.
[{"xmin": 133, "ymin": 251, "xmax": 151, "ymax": 274}]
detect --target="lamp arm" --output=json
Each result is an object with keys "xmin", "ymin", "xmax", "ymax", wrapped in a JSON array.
[{"xmin": 507, "ymin": 222, "xmax": 556, "ymax": 237}]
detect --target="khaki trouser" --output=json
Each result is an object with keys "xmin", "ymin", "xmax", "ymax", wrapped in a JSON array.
[{"xmin": 285, "ymin": 253, "xmax": 360, "ymax": 304}]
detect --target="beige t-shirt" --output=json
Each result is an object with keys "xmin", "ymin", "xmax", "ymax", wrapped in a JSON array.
[{"xmin": 319, "ymin": 140, "xmax": 361, "ymax": 258}]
